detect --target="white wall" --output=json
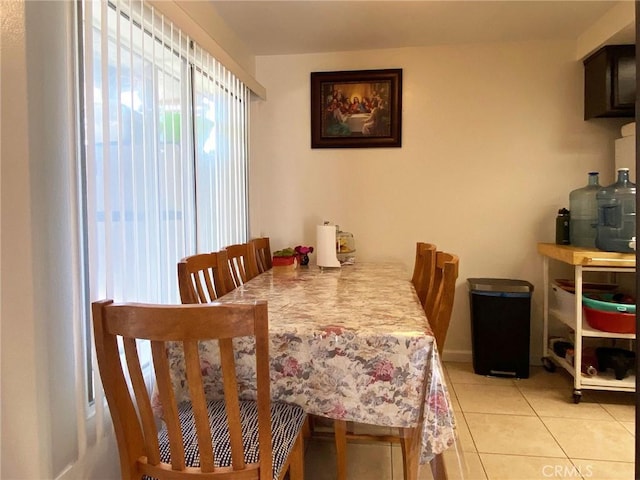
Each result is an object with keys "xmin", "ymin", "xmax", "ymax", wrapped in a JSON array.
[
  {"xmin": 576, "ymin": 1, "xmax": 635, "ymax": 60},
  {"xmin": 1, "ymin": 1, "xmax": 120, "ymax": 478},
  {"xmin": 1, "ymin": 2, "xmax": 44, "ymax": 477},
  {"xmin": 250, "ymin": 41, "xmax": 627, "ymax": 362}
]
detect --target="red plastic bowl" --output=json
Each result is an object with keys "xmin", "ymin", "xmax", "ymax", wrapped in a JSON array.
[{"xmin": 583, "ymin": 306, "xmax": 636, "ymax": 334}]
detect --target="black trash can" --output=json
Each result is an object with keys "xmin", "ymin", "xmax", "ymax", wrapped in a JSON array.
[{"xmin": 468, "ymin": 278, "xmax": 534, "ymax": 379}]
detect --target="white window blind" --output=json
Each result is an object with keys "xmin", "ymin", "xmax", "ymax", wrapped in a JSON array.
[{"xmin": 77, "ymin": 0, "xmax": 248, "ymax": 413}]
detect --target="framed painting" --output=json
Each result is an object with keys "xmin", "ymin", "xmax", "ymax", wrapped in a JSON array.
[{"xmin": 310, "ymin": 68, "xmax": 402, "ymax": 148}]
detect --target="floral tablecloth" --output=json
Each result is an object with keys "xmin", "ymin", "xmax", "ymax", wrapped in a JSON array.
[{"xmin": 164, "ymin": 263, "xmax": 457, "ymax": 463}]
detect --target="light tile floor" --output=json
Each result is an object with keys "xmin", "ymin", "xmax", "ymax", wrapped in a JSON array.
[{"xmin": 304, "ymin": 361, "xmax": 636, "ymax": 479}]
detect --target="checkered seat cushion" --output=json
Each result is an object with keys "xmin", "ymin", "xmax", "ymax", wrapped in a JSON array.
[{"xmin": 148, "ymin": 400, "xmax": 306, "ymax": 480}]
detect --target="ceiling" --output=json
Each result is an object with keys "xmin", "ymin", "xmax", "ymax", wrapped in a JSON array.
[{"xmin": 210, "ymin": 1, "xmax": 632, "ymax": 56}]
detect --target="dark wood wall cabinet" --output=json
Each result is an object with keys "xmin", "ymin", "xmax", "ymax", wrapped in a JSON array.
[{"xmin": 584, "ymin": 44, "xmax": 636, "ymax": 120}]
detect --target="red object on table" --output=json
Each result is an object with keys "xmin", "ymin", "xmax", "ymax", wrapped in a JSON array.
[{"xmin": 272, "ymin": 256, "xmax": 296, "ymax": 266}]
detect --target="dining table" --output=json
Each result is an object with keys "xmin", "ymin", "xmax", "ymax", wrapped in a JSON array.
[{"xmin": 161, "ymin": 262, "xmax": 458, "ymax": 474}]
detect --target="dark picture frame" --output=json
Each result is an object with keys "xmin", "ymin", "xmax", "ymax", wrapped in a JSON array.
[{"xmin": 310, "ymin": 69, "xmax": 402, "ymax": 148}]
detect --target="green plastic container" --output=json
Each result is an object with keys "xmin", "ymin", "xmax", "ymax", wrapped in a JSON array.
[{"xmin": 582, "ymin": 293, "xmax": 636, "ymax": 314}]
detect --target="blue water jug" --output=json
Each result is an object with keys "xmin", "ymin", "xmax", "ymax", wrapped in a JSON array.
[
  {"xmin": 595, "ymin": 168, "xmax": 636, "ymax": 253},
  {"xmin": 570, "ymin": 172, "xmax": 600, "ymax": 248}
]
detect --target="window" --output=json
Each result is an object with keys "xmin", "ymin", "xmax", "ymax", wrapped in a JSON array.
[{"xmin": 78, "ymin": 0, "xmax": 249, "ymax": 402}]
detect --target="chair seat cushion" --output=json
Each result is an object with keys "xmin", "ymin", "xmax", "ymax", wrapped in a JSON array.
[{"xmin": 155, "ymin": 400, "xmax": 306, "ymax": 479}]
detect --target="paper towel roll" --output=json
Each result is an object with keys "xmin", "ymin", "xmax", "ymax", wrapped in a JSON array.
[{"xmin": 316, "ymin": 224, "xmax": 341, "ymax": 268}]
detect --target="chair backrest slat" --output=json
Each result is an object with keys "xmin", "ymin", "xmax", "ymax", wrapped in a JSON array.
[
  {"xmin": 220, "ymin": 338, "xmax": 248, "ymax": 470},
  {"xmin": 251, "ymin": 237, "xmax": 272, "ymax": 273},
  {"xmin": 424, "ymin": 251, "xmax": 446, "ymax": 320},
  {"xmin": 229, "ymin": 257, "xmax": 244, "ymax": 286},
  {"xmin": 183, "ymin": 340, "xmax": 215, "ymax": 472},
  {"xmin": 123, "ymin": 337, "xmax": 161, "ymax": 465},
  {"xmin": 412, "ymin": 242, "xmax": 437, "ymax": 306},
  {"xmin": 254, "ymin": 304, "xmax": 273, "ymax": 480},
  {"xmin": 152, "ymin": 340, "xmax": 186, "ymax": 471},
  {"xmin": 411, "ymin": 242, "xmax": 425, "ymax": 286}
]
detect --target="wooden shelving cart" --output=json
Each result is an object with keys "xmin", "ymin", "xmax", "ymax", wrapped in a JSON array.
[{"xmin": 538, "ymin": 243, "xmax": 636, "ymax": 403}]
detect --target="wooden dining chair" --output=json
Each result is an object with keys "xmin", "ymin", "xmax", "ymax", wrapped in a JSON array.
[
  {"xmin": 177, "ymin": 250, "xmax": 233, "ymax": 304},
  {"xmin": 334, "ymin": 407, "xmax": 447, "ymax": 480},
  {"xmin": 92, "ymin": 299, "xmax": 306, "ymax": 480},
  {"xmin": 251, "ymin": 237, "xmax": 272, "ymax": 274},
  {"xmin": 225, "ymin": 243, "xmax": 260, "ymax": 289},
  {"xmin": 411, "ymin": 242, "xmax": 437, "ymax": 307},
  {"xmin": 424, "ymin": 251, "xmax": 460, "ymax": 351},
  {"xmin": 334, "ymin": 250, "xmax": 459, "ymax": 480}
]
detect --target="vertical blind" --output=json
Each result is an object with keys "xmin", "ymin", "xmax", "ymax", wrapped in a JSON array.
[
  {"xmin": 76, "ymin": 0, "xmax": 249, "ymax": 441},
  {"xmin": 80, "ymin": 0, "xmax": 249, "ymax": 305}
]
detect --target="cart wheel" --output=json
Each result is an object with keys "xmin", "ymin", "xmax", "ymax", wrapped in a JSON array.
[
  {"xmin": 542, "ymin": 357, "xmax": 556, "ymax": 373},
  {"xmin": 573, "ymin": 391, "xmax": 582, "ymax": 404}
]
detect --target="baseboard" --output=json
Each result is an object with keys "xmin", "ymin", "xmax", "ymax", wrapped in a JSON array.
[{"xmin": 441, "ymin": 350, "xmax": 472, "ymax": 363}]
